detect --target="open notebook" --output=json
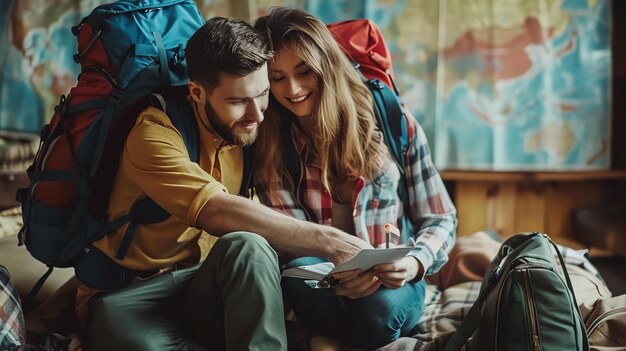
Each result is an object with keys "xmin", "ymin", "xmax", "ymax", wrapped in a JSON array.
[{"xmin": 281, "ymin": 247, "xmax": 413, "ymax": 281}]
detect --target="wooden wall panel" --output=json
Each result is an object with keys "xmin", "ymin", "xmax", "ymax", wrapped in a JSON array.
[
  {"xmin": 455, "ymin": 181, "xmax": 488, "ymax": 236},
  {"xmin": 485, "ymin": 183, "xmax": 516, "ymax": 237},
  {"xmin": 453, "ymin": 178, "xmax": 625, "ymax": 245},
  {"xmin": 512, "ymin": 183, "xmax": 547, "ymax": 237}
]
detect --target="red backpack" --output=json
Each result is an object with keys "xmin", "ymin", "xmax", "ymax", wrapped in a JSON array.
[{"xmin": 327, "ymin": 19, "xmax": 399, "ymax": 94}]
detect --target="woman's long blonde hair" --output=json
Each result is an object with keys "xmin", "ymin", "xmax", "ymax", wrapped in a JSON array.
[{"xmin": 254, "ymin": 7, "xmax": 386, "ymax": 192}]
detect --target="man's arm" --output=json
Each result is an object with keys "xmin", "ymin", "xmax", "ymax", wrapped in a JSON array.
[{"xmin": 197, "ymin": 192, "xmax": 372, "ymax": 265}]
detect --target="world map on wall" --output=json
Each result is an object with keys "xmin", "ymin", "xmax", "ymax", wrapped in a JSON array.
[
  {"xmin": 281, "ymin": 0, "xmax": 612, "ymax": 170},
  {"xmin": 0, "ymin": 0, "xmax": 611, "ymax": 170}
]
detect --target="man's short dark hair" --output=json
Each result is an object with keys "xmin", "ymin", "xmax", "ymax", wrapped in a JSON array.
[{"xmin": 186, "ymin": 17, "xmax": 273, "ymax": 91}]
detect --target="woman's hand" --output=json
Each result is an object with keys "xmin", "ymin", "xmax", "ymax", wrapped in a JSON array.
[
  {"xmin": 372, "ymin": 256, "xmax": 424, "ymax": 289},
  {"xmin": 330, "ymin": 269, "xmax": 382, "ymax": 299}
]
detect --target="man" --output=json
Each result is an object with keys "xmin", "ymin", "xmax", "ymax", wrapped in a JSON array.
[{"xmin": 77, "ymin": 17, "xmax": 371, "ymax": 351}]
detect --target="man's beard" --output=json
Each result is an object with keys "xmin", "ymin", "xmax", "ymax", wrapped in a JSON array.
[{"xmin": 204, "ymin": 103, "xmax": 259, "ymax": 146}]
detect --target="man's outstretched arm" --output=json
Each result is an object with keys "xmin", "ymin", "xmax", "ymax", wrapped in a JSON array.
[{"xmin": 197, "ymin": 192, "xmax": 371, "ymax": 265}]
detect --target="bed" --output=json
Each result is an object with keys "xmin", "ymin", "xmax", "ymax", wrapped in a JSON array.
[{"xmin": 0, "ymin": 210, "xmax": 612, "ymax": 351}]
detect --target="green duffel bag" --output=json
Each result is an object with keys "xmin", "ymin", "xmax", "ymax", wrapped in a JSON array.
[{"xmin": 444, "ymin": 233, "xmax": 589, "ymax": 351}]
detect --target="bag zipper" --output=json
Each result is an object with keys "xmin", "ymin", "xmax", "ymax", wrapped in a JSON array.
[
  {"xmin": 494, "ymin": 262, "xmax": 547, "ymax": 350},
  {"xmin": 94, "ymin": 0, "xmax": 187, "ymax": 15},
  {"xmin": 523, "ymin": 268, "xmax": 542, "ymax": 351}
]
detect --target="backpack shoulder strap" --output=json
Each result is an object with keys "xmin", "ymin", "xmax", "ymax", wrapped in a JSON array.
[
  {"xmin": 113, "ymin": 93, "xmax": 199, "ymax": 260},
  {"xmin": 366, "ymin": 78, "xmax": 408, "ymax": 174},
  {"xmin": 279, "ymin": 111, "xmax": 302, "ymax": 190},
  {"xmin": 365, "ymin": 76, "xmax": 414, "ymax": 240},
  {"xmin": 159, "ymin": 94, "xmax": 200, "ymax": 163},
  {"xmin": 239, "ymin": 144, "xmax": 254, "ymax": 198}
]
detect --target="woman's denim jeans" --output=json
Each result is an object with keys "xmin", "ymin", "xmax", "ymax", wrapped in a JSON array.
[{"xmin": 282, "ymin": 256, "xmax": 426, "ymax": 350}]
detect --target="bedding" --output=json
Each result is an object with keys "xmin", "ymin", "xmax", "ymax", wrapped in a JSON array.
[{"xmin": 0, "ymin": 217, "xmax": 613, "ymax": 351}]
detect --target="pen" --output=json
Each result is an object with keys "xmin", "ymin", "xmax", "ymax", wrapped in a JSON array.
[{"xmin": 384, "ymin": 223, "xmax": 400, "ymax": 249}]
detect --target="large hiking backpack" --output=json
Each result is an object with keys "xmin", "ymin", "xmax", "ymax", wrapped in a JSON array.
[
  {"xmin": 16, "ymin": 0, "xmax": 206, "ymax": 300},
  {"xmin": 444, "ymin": 233, "xmax": 589, "ymax": 351}
]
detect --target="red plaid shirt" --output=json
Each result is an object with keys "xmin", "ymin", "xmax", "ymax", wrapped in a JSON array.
[{"xmin": 255, "ymin": 111, "xmax": 457, "ymax": 275}]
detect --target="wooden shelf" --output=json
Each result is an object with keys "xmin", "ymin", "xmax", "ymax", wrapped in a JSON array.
[{"xmin": 441, "ymin": 170, "xmax": 626, "ymax": 182}]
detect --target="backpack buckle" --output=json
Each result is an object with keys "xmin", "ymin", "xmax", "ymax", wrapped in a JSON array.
[
  {"xmin": 17, "ymin": 226, "xmax": 26, "ymax": 246},
  {"xmin": 54, "ymin": 95, "xmax": 69, "ymax": 116},
  {"xmin": 171, "ymin": 44, "xmax": 185, "ymax": 66},
  {"xmin": 109, "ymin": 89, "xmax": 124, "ymax": 106}
]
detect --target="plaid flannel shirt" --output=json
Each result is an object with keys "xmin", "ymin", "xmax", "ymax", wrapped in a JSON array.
[
  {"xmin": 0, "ymin": 265, "xmax": 25, "ymax": 350},
  {"xmin": 255, "ymin": 111, "xmax": 457, "ymax": 275}
]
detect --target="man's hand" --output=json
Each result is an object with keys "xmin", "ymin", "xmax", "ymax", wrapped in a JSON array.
[
  {"xmin": 372, "ymin": 256, "xmax": 424, "ymax": 289},
  {"xmin": 327, "ymin": 230, "xmax": 372, "ymax": 266},
  {"xmin": 331, "ymin": 269, "xmax": 382, "ymax": 299}
]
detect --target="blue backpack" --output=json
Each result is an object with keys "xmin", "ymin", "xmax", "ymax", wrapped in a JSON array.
[{"xmin": 15, "ymin": 0, "xmax": 254, "ymax": 302}]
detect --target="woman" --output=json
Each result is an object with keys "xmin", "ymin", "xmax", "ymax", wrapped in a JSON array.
[{"xmin": 253, "ymin": 7, "xmax": 457, "ymax": 350}]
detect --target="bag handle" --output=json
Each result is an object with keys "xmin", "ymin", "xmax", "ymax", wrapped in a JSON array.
[{"xmin": 544, "ymin": 234, "xmax": 590, "ymax": 351}]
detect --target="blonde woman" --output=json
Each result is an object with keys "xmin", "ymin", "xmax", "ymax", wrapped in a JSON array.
[{"xmin": 253, "ymin": 7, "xmax": 457, "ymax": 349}]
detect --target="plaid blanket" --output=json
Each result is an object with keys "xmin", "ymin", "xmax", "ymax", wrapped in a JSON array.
[{"xmin": 1, "ymin": 265, "xmax": 26, "ymax": 350}]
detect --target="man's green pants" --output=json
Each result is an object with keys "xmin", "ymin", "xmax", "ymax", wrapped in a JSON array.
[{"xmin": 87, "ymin": 232, "xmax": 287, "ymax": 351}]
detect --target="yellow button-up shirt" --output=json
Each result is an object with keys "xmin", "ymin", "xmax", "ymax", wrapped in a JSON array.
[
  {"xmin": 76, "ymin": 99, "xmax": 245, "ymax": 323},
  {"xmin": 92, "ymin": 101, "xmax": 243, "ymax": 270}
]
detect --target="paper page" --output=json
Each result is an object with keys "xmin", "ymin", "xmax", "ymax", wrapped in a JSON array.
[
  {"xmin": 330, "ymin": 247, "xmax": 413, "ymax": 274},
  {"xmin": 281, "ymin": 247, "xmax": 413, "ymax": 280},
  {"xmin": 281, "ymin": 261, "xmax": 334, "ymax": 280}
]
